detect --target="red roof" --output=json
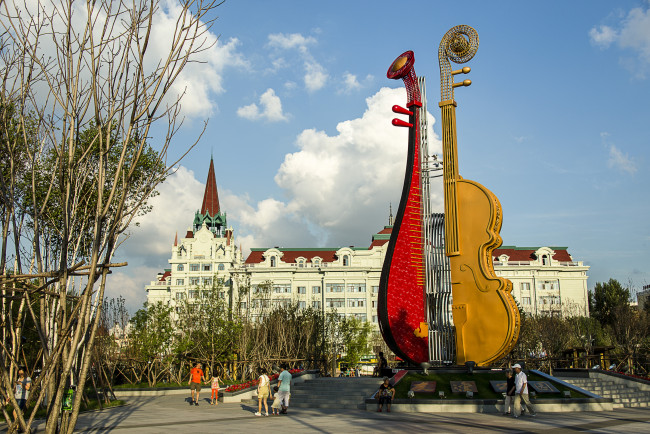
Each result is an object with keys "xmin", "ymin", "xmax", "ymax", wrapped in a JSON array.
[
  {"xmin": 493, "ymin": 247, "xmax": 572, "ymax": 262},
  {"xmin": 185, "ymin": 230, "xmax": 193, "ymax": 238},
  {"xmin": 158, "ymin": 270, "xmax": 171, "ymax": 281},
  {"xmin": 245, "ymin": 249, "xmax": 338, "ymax": 264},
  {"xmin": 201, "ymin": 158, "xmax": 220, "ymax": 216}
]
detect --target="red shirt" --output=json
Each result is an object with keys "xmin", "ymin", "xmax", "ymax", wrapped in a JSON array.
[{"xmin": 190, "ymin": 368, "xmax": 203, "ymax": 383}]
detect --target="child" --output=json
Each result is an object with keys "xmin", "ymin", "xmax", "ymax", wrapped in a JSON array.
[
  {"xmin": 504, "ymin": 368, "xmax": 515, "ymax": 415},
  {"xmin": 210, "ymin": 375, "xmax": 221, "ymax": 405},
  {"xmin": 271, "ymin": 386, "xmax": 282, "ymax": 415}
]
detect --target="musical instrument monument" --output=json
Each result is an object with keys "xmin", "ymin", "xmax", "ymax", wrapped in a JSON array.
[{"xmin": 378, "ymin": 25, "xmax": 520, "ymax": 367}]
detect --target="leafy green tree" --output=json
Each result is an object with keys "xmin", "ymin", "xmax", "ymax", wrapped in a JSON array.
[
  {"xmin": 128, "ymin": 302, "xmax": 175, "ymax": 386},
  {"xmin": 590, "ymin": 279, "xmax": 631, "ymax": 326},
  {"xmin": 340, "ymin": 316, "xmax": 372, "ymax": 368}
]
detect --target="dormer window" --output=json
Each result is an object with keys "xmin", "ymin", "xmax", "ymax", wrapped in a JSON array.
[
  {"xmin": 298, "ymin": 259, "xmax": 304, "ymax": 268},
  {"xmin": 542, "ymin": 255, "xmax": 548, "ymax": 266},
  {"xmin": 343, "ymin": 255, "xmax": 349, "ymax": 266},
  {"xmin": 270, "ymin": 257, "xmax": 276, "ymax": 267},
  {"xmin": 313, "ymin": 259, "xmax": 320, "ymax": 267}
]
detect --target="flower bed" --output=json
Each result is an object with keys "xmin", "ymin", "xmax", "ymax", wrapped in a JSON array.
[
  {"xmin": 224, "ymin": 369, "xmax": 303, "ymax": 393},
  {"xmin": 613, "ymin": 371, "xmax": 650, "ymax": 382}
]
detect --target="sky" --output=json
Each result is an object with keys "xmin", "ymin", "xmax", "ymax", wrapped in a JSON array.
[{"xmin": 104, "ymin": 0, "xmax": 650, "ymax": 312}]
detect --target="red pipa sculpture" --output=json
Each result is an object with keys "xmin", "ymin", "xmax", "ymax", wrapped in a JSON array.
[{"xmin": 377, "ymin": 51, "xmax": 428, "ymax": 365}]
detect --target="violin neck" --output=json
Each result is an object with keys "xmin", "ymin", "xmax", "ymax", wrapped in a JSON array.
[{"xmin": 439, "ymin": 99, "xmax": 460, "ymax": 257}]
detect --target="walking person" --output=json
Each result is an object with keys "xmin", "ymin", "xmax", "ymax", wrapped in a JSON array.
[
  {"xmin": 188, "ymin": 362, "xmax": 206, "ymax": 406},
  {"xmin": 270, "ymin": 386, "xmax": 282, "ymax": 415},
  {"xmin": 512, "ymin": 364, "xmax": 536, "ymax": 418},
  {"xmin": 210, "ymin": 374, "xmax": 221, "ymax": 405},
  {"xmin": 504, "ymin": 368, "xmax": 515, "ymax": 415},
  {"xmin": 7, "ymin": 368, "xmax": 31, "ymax": 420},
  {"xmin": 277, "ymin": 364, "xmax": 292, "ymax": 414},
  {"xmin": 255, "ymin": 371, "xmax": 270, "ymax": 416}
]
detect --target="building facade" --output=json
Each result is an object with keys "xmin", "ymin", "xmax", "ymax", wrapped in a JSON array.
[{"xmin": 146, "ymin": 161, "xmax": 591, "ymax": 321}]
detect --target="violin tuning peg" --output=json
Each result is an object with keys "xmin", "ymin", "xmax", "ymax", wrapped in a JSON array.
[{"xmin": 452, "ymin": 79, "xmax": 472, "ymax": 88}]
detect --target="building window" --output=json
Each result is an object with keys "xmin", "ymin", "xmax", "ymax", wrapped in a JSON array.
[
  {"xmin": 270, "ymin": 257, "xmax": 276, "ymax": 267},
  {"xmin": 372, "ymin": 315, "xmax": 378, "ymax": 323},
  {"xmin": 343, "ymin": 255, "xmax": 349, "ymax": 266},
  {"xmin": 218, "ymin": 263, "xmax": 225, "ymax": 271},
  {"xmin": 298, "ymin": 259, "xmax": 304, "ymax": 268},
  {"xmin": 326, "ymin": 283, "xmax": 344, "ymax": 293},
  {"xmin": 239, "ymin": 302, "xmax": 247, "ymax": 310},
  {"xmin": 175, "ymin": 292, "xmax": 185, "ymax": 300},
  {"xmin": 372, "ymin": 285, "xmax": 379, "ymax": 294},
  {"xmin": 273, "ymin": 284, "xmax": 291, "ymax": 293},
  {"xmin": 189, "ymin": 290, "xmax": 199, "ymax": 299},
  {"xmin": 522, "ymin": 297, "xmax": 531, "ymax": 305},
  {"xmin": 326, "ymin": 298, "xmax": 345, "ymax": 308},
  {"xmin": 177, "ymin": 264, "xmax": 184, "ymax": 271},
  {"xmin": 190, "ymin": 263, "xmax": 200, "ymax": 271},
  {"xmin": 348, "ymin": 298, "xmax": 365, "ymax": 308},
  {"xmin": 312, "ymin": 286, "xmax": 321, "ymax": 294},
  {"xmin": 298, "ymin": 286, "xmax": 306, "ymax": 294},
  {"xmin": 520, "ymin": 282, "xmax": 530, "ymax": 291},
  {"xmin": 537, "ymin": 280, "xmax": 559, "ymax": 291},
  {"xmin": 299, "ymin": 301, "xmax": 306, "ymax": 309},
  {"xmin": 347, "ymin": 283, "xmax": 366, "ymax": 293},
  {"xmin": 176, "ymin": 279, "xmax": 184, "ymax": 286},
  {"xmin": 203, "ymin": 264, "xmax": 212, "ymax": 271},
  {"xmin": 190, "ymin": 277, "xmax": 200, "ymax": 285},
  {"xmin": 202, "ymin": 277, "xmax": 212, "ymax": 286},
  {"xmin": 312, "ymin": 301, "xmax": 321, "ymax": 309},
  {"xmin": 372, "ymin": 300, "xmax": 377, "ymax": 308},
  {"xmin": 542, "ymin": 255, "xmax": 548, "ymax": 265},
  {"xmin": 313, "ymin": 259, "xmax": 320, "ymax": 267}
]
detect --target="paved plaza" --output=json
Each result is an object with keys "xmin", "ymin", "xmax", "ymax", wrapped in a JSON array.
[{"xmin": 23, "ymin": 395, "xmax": 650, "ymax": 433}]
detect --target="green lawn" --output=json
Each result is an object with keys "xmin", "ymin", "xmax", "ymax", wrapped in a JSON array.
[
  {"xmin": 393, "ymin": 372, "xmax": 589, "ymax": 400},
  {"xmin": 2, "ymin": 398, "xmax": 126, "ymax": 422}
]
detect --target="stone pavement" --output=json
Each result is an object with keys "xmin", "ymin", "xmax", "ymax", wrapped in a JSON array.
[{"xmin": 28, "ymin": 395, "xmax": 650, "ymax": 433}]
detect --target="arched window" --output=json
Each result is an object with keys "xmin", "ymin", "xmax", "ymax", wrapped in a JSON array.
[
  {"xmin": 177, "ymin": 264, "xmax": 184, "ymax": 271},
  {"xmin": 343, "ymin": 255, "xmax": 349, "ymax": 266},
  {"xmin": 270, "ymin": 257, "xmax": 276, "ymax": 267},
  {"xmin": 218, "ymin": 263, "xmax": 225, "ymax": 271},
  {"xmin": 313, "ymin": 259, "xmax": 320, "ymax": 267},
  {"xmin": 298, "ymin": 259, "xmax": 304, "ymax": 268}
]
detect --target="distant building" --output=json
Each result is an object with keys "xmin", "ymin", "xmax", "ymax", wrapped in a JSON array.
[
  {"xmin": 145, "ymin": 160, "xmax": 591, "ymax": 322},
  {"xmin": 638, "ymin": 285, "xmax": 650, "ymax": 311}
]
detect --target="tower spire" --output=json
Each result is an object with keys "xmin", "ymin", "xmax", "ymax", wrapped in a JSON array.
[
  {"xmin": 388, "ymin": 202, "xmax": 394, "ymax": 226},
  {"xmin": 201, "ymin": 158, "xmax": 220, "ymax": 216},
  {"xmin": 174, "ymin": 232, "xmax": 178, "ymax": 246}
]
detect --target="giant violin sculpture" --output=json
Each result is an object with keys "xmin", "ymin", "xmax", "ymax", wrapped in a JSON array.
[
  {"xmin": 378, "ymin": 51, "xmax": 429, "ymax": 365},
  {"xmin": 438, "ymin": 25, "xmax": 520, "ymax": 365}
]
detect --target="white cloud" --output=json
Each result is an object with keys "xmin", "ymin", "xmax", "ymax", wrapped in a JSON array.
[
  {"xmin": 120, "ymin": 166, "xmax": 204, "ymax": 262},
  {"xmin": 304, "ymin": 61, "xmax": 329, "ymax": 92},
  {"xmin": 338, "ymin": 73, "xmax": 374, "ymax": 94},
  {"xmin": 267, "ymin": 32, "xmax": 328, "ymax": 92},
  {"xmin": 237, "ymin": 88, "xmax": 288, "ymax": 122},
  {"xmin": 267, "ymin": 33, "xmax": 316, "ymax": 52},
  {"xmin": 590, "ymin": 5, "xmax": 650, "ymax": 78},
  {"xmin": 608, "ymin": 145, "xmax": 637, "ymax": 174},
  {"xmin": 589, "ymin": 25, "xmax": 618, "ymax": 48}
]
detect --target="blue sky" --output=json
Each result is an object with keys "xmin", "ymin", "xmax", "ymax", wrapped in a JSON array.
[{"xmin": 107, "ymin": 0, "xmax": 650, "ymax": 310}]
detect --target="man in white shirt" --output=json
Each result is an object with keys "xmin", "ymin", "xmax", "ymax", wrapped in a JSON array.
[{"xmin": 512, "ymin": 364, "xmax": 536, "ymax": 418}]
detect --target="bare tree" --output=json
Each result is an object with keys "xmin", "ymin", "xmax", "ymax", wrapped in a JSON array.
[{"xmin": 0, "ymin": 1, "xmax": 221, "ymax": 432}]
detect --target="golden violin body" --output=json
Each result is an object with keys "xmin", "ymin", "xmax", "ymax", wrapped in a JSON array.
[{"xmin": 449, "ymin": 179, "xmax": 519, "ymax": 365}]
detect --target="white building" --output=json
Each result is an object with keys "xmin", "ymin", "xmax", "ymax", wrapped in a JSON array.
[{"xmin": 146, "ymin": 160, "xmax": 591, "ymax": 321}]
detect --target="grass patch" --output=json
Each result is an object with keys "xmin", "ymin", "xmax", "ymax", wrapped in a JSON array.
[
  {"xmin": 2, "ymin": 398, "xmax": 126, "ymax": 422},
  {"xmin": 393, "ymin": 372, "xmax": 589, "ymax": 400}
]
